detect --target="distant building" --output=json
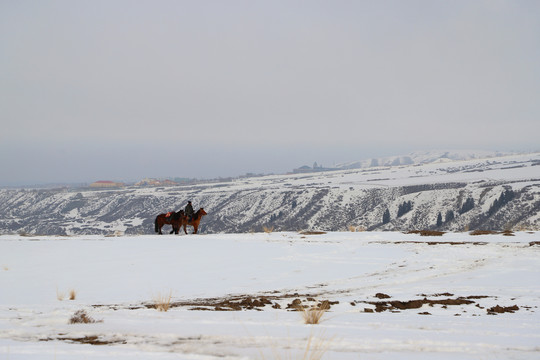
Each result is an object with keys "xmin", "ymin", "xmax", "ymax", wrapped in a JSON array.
[
  {"xmin": 293, "ymin": 163, "xmax": 336, "ymax": 174},
  {"xmin": 89, "ymin": 180, "xmax": 125, "ymax": 188},
  {"xmin": 293, "ymin": 165, "xmax": 313, "ymax": 174}
]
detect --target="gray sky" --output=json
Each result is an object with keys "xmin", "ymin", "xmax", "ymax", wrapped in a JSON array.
[{"xmin": 1, "ymin": 0, "xmax": 539, "ymax": 186}]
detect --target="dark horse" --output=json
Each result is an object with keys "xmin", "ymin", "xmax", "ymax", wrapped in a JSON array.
[
  {"xmin": 155, "ymin": 210, "xmax": 185, "ymax": 235},
  {"xmin": 181, "ymin": 208, "xmax": 207, "ymax": 234}
]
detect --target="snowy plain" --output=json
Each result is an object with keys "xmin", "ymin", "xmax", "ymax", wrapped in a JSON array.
[{"xmin": 1, "ymin": 231, "xmax": 539, "ymax": 359}]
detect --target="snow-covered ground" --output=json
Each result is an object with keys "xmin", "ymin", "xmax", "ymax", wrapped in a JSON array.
[{"xmin": 1, "ymin": 231, "xmax": 539, "ymax": 359}]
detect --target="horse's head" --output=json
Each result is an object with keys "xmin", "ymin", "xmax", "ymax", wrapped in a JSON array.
[{"xmin": 199, "ymin": 208, "xmax": 207, "ymax": 216}]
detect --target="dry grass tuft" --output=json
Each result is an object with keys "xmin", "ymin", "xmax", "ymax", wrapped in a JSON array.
[
  {"xmin": 69, "ymin": 289, "xmax": 77, "ymax": 300},
  {"xmin": 69, "ymin": 310, "xmax": 101, "ymax": 324},
  {"xmin": 263, "ymin": 225, "xmax": 274, "ymax": 233},
  {"xmin": 56, "ymin": 287, "xmax": 65, "ymax": 301},
  {"xmin": 154, "ymin": 291, "xmax": 173, "ymax": 312},
  {"xmin": 301, "ymin": 301, "xmax": 330, "ymax": 325},
  {"xmin": 57, "ymin": 287, "xmax": 77, "ymax": 301},
  {"xmin": 302, "ymin": 308, "xmax": 327, "ymax": 325}
]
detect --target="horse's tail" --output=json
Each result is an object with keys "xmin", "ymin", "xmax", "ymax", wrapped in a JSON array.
[{"xmin": 154, "ymin": 217, "xmax": 158, "ymax": 233}]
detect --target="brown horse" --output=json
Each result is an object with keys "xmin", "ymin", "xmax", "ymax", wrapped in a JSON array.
[
  {"xmin": 155, "ymin": 211, "xmax": 185, "ymax": 235},
  {"xmin": 182, "ymin": 208, "xmax": 207, "ymax": 234}
]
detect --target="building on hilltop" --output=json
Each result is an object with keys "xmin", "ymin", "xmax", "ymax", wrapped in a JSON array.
[{"xmin": 292, "ymin": 162, "xmax": 336, "ymax": 174}]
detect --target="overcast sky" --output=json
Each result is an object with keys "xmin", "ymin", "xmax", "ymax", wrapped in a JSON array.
[{"xmin": 1, "ymin": 0, "xmax": 539, "ymax": 186}]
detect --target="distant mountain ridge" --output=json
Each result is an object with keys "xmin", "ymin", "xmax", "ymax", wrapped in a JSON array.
[
  {"xmin": 334, "ymin": 150, "xmax": 509, "ymax": 170},
  {"xmin": 1, "ymin": 152, "xmax": 539, "ymax": 235}
]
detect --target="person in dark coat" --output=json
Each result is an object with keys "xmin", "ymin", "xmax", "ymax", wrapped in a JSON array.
[{"xmin": 185, "ymin": 201, "xmax": 194, "ymax": 222}]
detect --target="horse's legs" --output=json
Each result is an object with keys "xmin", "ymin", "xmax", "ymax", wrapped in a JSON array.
[
  {"xmin": 193, "ymin": 224, "xmax": 198, "ymax": 234},
  {"xmin": 183, "ymin": 224, "xmax": 188, "ymax": 235},
  {"xmin": 158, "ymin": 225, "xmax": 163, "ymax": 235}
]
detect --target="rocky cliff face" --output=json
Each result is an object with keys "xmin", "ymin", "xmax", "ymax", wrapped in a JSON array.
[{"xmin": 1, "ymin": 153, "xmax": 539, "ymax": 235}]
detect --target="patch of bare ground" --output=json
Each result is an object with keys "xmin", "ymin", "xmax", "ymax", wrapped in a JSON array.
[
  {"xmin": 395, "ymin": 240, "xmax": 488, "ymax": 246},
  {"xmin": 160, "ymin": 293, "xmax": 337, "ymax": 312},
  {"xmin": 487, "ymin": 305, "xmax": 519, "ymax": 315},
  {"xmin": 179, "ymin": 295, "xmax": 275, "ymax": 311},
  {"xmin": 41, "ymin": 335, "xmax": 126, "ymax": 346},
  {"xmin": 369, "ymin": 298, "xmax": 475, "ymax": 312},
  {"xmin": 65, "ymin": 336, "xmax": 126, "ymax": 346},
  {"xmin": 299, "ymin": 231, "xmax": 327, "ymax": 235},
  {"xmin": 400, "ymin": 231, "xmax": 495, "ymax": 245},
  {"xmin": 470, "ymin": 229, "xmax": 515, "ymax": 236},
  {"xmin": 357, "ymin": 294, "xmax": 495, "ymax": 314},
  {"xmin": 94, "ymin": 292, "xmax": 529, "ymax": 318},
  {"xmin": 417, "ymin": 292, "xmax": 455, "ymax": 297},
  {"xmin": 286, "ymin": 299, "xmax": 339, "ymax": 312},
  {"xmin": 529, "ymin": 241, "xmax": 540, "ymax": 246},
  {"xmin": 406, "ymin": 230, "xmax": 445, "ymax": 236}
]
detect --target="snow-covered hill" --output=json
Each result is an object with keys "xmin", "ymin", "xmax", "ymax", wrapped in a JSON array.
[
  {"xmin": 334, "ymin": 149, "xmax": 509, "ymax": 169},
  {"xmin": 1, "ymin": 152, "xmax": 539, "ymax": 235}
]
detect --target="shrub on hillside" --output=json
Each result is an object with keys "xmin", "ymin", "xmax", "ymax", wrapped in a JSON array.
[
  {"xmin": 488, "ymin": 189, "xmax": 515, "ymax": 216},
  {"xmin": 460, "ymin": 197, "xmax": 474, "ymax": 214},
  {"xmin": 382, "ymin": 208, "xmax": 391, "ymax": 224},
  {"xmin": 397, "ymin": 201, "xmax": 413, "ymax": 217}
]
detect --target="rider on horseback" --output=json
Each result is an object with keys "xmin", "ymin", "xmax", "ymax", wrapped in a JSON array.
[{"xmin": 185, "ymin": 201, "xmax": 194, "ymax": 222}]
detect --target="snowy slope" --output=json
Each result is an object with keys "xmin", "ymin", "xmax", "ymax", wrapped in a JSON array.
[
  {"xmin": 0, "ymin": 152, "xmax": 539, "ymax": 235},
  {"xmin": 1, "ymin": 231, "xmax": 539, "ymax": 359},
  {"xmin": 334, "ymin": 149, "xmax": 508, "ymax": 169}
]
